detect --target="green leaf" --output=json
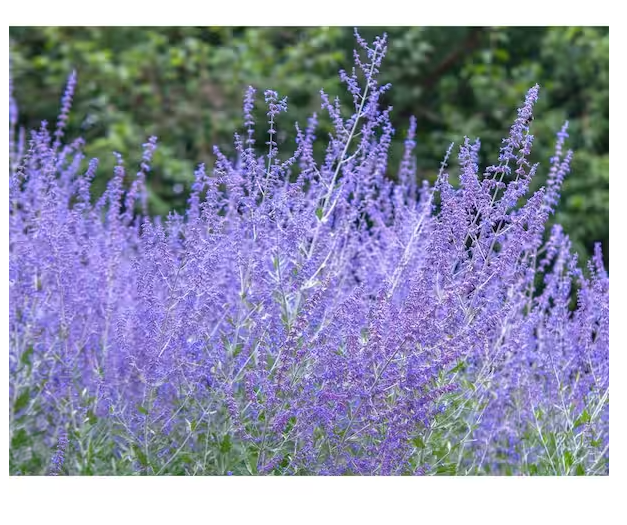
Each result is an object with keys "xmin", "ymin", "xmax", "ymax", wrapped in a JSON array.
[
  {"xmin": 245, "ymin": 449, "xmax": 259, "ymax": 475},
  {"xmin": 573, "ymin": 410, "xmax": 591, "ymax": 429},
  {"xmin": 11, "ymin": 428, "xmax": 30, "ymax": 449},
  {"xmin": 86, "ymin": 409, "xmax": 98, "ymax": 425},
  {"xmin": 232, "ymin": 343, "xmax": 244, "ymax": 358},
  {"xmin": 132, "ymin": 444, "xmax": 148, "ymax": 468},
  {"xmin": 14, "ymin": 389, "xmax": 30, "ymax": 413},
  {"xmin": 434, "ymin": 446, "xmax": 448, "ymax": 460},
  {"xmin": 575, "ymin": 464, "xmax": 586, "ymax": 476},
  {"xmin": 315, "ymin": 207, "xmax": 323, "ymax": 221},
  {"xmin": 137, "ymin": 405, "xmax": 149, "ymax": 415},
  {"xmin": 220, "ymin": 434, "xmax": 232, "ymax": 454},
  {"xmin": 564, "ymin": 450, "xmax": 574, "ymax": 470},
  {"xmin": 20, "ymin": 346, "xmax": 34, "ymax": 367},
  {"xmin": 412, "ymin": 436, "xmax": 425, "ymax": 449},
  {"xmin": 449, "ymin": 360, "xmax": 466, "ymax": 374},
  {"xmin": 435, "ymin": 463, "xmax": 456, "ymax": 475}
]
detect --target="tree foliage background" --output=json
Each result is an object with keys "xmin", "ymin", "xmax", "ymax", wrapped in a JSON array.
[{"xmin": 9, "ymin": 26, "xmax": 609, "ymax": 266}]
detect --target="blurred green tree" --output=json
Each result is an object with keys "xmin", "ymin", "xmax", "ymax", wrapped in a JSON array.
[{"xmin": 9, "ymin": 26, "xmax": 608, "ymax": 266}]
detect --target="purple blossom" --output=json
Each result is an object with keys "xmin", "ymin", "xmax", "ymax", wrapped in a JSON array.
[
  {"xmin": 9, "ymin": 32, "xmax": 608, "ymax": 477},
  {"xmin": 53, "ymin": 70, "xmax": 77, "ymax": 151},
  {"xmin": 49, "ymin": 432, "xmax": 69, "ymax": 476}
]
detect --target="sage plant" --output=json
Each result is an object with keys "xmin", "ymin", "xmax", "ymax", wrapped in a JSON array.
[{"xmin": 9, "ymin": 30, "xmax": 608, "ymax": 475}]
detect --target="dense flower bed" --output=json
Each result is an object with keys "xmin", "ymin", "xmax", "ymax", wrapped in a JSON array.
[{"xmin": 9, "ymin": 31, "xmax": 608, "ymax": 475}]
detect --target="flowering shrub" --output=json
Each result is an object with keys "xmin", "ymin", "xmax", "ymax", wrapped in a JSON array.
[{"xmin": 9, "ymin": 31, "xmax": 608, "ymax": 475}]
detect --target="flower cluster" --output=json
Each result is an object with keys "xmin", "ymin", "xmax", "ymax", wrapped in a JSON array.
[
  {"xmin": 49, "ymin": 432, "xmax": 68, "ymax": 476},
  {"xmin": 9, "ymin": 31, "xmax": 608, "ymax": 475}
]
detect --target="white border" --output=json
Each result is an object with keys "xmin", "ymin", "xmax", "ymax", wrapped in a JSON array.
[
  {"xmin": 3, "ymin": 0, "xmax": 619, "ymax": 26},
  {"xmin": 4, "ymin": 3, "xmax": 622, "ymax": 524}
]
